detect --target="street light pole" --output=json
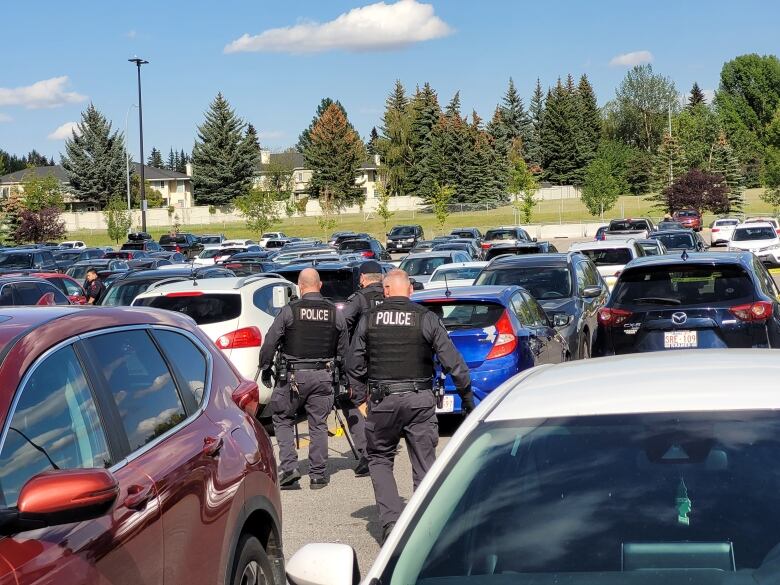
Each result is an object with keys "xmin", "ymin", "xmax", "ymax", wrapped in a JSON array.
[{"xmin": 128, "ymin": 57, "xmax": 149, "ymax": 232}]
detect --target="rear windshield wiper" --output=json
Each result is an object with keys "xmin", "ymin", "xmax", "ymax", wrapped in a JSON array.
[{"xmin": 633, "ymin": 297, "xmax": 682, "ymax": 305}]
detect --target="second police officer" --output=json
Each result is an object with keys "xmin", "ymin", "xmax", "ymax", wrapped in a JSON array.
[
  {"xmin": 340, "ymin": 260, "xmax": 386, "ymax": 477},
  {"xmin": 258, "ymin": 268, "xmax": 349, "ymax": 490},
  {"xmin": 348, "ymin": 269, "xmax": 473, "ymax": 543}
]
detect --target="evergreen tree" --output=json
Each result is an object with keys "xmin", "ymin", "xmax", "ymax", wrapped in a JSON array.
[
  {"xmin": 244, "ymin": 123, "xmax": 262, "ymax": 171},
  {"xmin": 407, "ymin": 83, "xmax": 442, "ymax": 201},
  {"xmin": 61, "ymin": 103, "xmax": 128, "ymax": 209},
  {"xmin": 191, "ymin": 93, "xmax": 256, "ymax": 206},
  {"xmin": 540, "ymin": 80, "xmax": 580, "ymax": 184},
  {"xmin": 576, "ymin": 74, "xmax": 601, "ymax": 167},
  {"xmin": 366, "ymin": 127, "xmax": 380, "ymax": 155},
  {"xmin": 688, "ymin": 82, "xmax": 706, "ymax": 108},
  {"xmin": 526, "ymin": 78, "xmax": 545, "ymax": 168},
  {"xmin": 303, "ymin": 103, "xmax": 366, "ymax": 212},
  {"xmin": 497, "ymin": 78, "xmax": 532, "ymax": 157},
  {"xmin": 460, "ymin": 111, "xmax": 505, "ymax": 204},
  {"xmin": 147, "ymin": 147, "xmax": 164, "ymax": 168},
  {"xmin": 296, "ymin": 98, "xmax": 353, "ymax": 153},
  {"xmin": 652, "ymin": 132, "xmax": 688, "ymax": 192},
  {"xmin": 486, "ymin": 107, "xmax": 510, "ymax": 191},
  {"xmin": 436, "ymin": 93, "xmax": 468, "ymax": 195},
  {"xmin": 378, "ymin": 80, "xmax": 412, "ymax": 197},
  {"xmin": 178, "ymin": 149, "xmax": 189, "ymax": 173},
  {"xmin": 709, "ymin": 131, "xmax": 744, "ymax": 211},
  {"xmin": 167, "ymin": 148, "xmax": 176, "ymax": 171}
]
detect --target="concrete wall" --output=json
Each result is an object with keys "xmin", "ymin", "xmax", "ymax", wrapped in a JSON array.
[{"xmin": 535, "ymin": 185, "xmax": 582, "ymax": 201}]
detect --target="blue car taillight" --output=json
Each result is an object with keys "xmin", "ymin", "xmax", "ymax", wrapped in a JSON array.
[{"xmin": 486, "ymin": 311, "xmax": 517, "ymax": 360}]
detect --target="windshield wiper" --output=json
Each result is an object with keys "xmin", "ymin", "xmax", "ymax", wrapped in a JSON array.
[{"xmin": 633, "ymin": 297, "xmax": 682, "ymax": 305}]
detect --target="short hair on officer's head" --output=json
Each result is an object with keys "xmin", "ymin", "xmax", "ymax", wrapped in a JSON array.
[
  {"xmin": 383, "ymin": 269, "xmax": 412, "ymax": 297},
  {"xmin": 363, "ymin": 272, "xmax": 382, "ymax": 284}
]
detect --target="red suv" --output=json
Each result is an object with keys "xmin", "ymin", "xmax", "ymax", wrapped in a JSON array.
[
  {"xmin": 672, "ymin": 209, "xmax": 702, "ymax": 231},
  {"xmin": 0, "ymin": 307, "xmax": 282, "ymax": 585}
]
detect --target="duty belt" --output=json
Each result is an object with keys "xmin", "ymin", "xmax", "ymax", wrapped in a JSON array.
[
  {"xmin": 287, "ymin": 359, "xmax": 333, "ymax": 371},
  {"xmin": 368, "ymin": 379, "xmax": 433, "ymax": 395}
]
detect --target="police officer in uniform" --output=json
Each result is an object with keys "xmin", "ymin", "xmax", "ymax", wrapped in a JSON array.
[
  {"xmin": 84, "ymin": 268, "xmax": 104, "ymax": 305},
  {"xmin": 340, "ymin": 260, "xmax": 385, "ymax": 477},
  {"xmin": 258, "ymin": 268, "xmax": 349, "ymax": 490},
  {"xmin": 348, "ymin": 269, "xmax": 473, "ymax": 542}
]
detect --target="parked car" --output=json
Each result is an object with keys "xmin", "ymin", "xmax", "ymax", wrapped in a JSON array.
[
  {"xmin": 475, "ymin": 252, "xmax": 609, "ymax": 359},
  {"xmin": 159, "ymin": 232, "xmax": 204, "ymax": 259},
  {"xmin": 398, "ymin": 251, "xmax": 472, "ymax": 284},
  {"xmin": 710, "ymin": 217, "xmax": 741, "ymax": 246},
  {"xmin": 258, "ymin": 231, "xmax": 288, "ymax": 247},
  {"xmin": 657, "ymin": 219, "xmax": 687, "ymax": 231},
  {"xmin": 481, "ymin": 226, "xmax": 533, "ymax": 251},
  {"xmin": 221, "ymin": 239, "xmax": 257, "ymax": 247},
  {"xmin": 149, "ymin": 250, "xmax": 187, "ymax": 263},
  {"xmin": 408, "ymin": 240, "xmax": 437, "ymax": 254},
  {"xmin": 193, "ymin": 246, "xmax": 224, "ymax": 265},
  {"xmin": 105, "ymin": 250, "xmax": 149, "ymax": 260},
  {"xmin": 127, "ymin": 258, "xmax": 173, "ymax": 269},
  {"xmin": 53, "ymin": 247, "xmax": 106, "ymax": 271},
  {"xmin": 0, "ymin": 276, "xmax": 71, "ymax": 305},
  {"xmin": 222, "ymin": 254, "xmax": 280, "ymax": 276},
  {"xmin": 127, "ymin": 231, "xmax": 153, "ymax": 241},
  {"xmin": 197, "ymin": 233, "xmax": 225, "ymax": 246},
  {"xmin": 593, "ymin": 225, "xmax": 608, "ymax": 240},
  {"xmin": 327, "ymin": 231, "xmax": 357, "ymax": 246},
  {"xmin": 285, "ymin": 349, "xmax": 780, "ymax": 585},
  {"xmin": 636, "ymin": 238, "xmax": 668, "ymax": 256},
  {"xmin": 4, "ymin": 271, "xmax": 87, "ymax": 304},
  {"xmin": 99, "ymin": 266, "xmax": 235, "ymax": 306},
  {"xmin": 449, "ymin": 227, "xmax": 483, "ymax": 240},
  {"xmin": 385, "ymin": 225, "xmax": 425, "ymax": 253},
  {"xmin": 593, "ymin": 252, "xmax": 780, "ymax": 356},
  {"xmin": 431, "ymin": 241, "xmax": 481, "ymax": 260},
  {"xmin": 727, "ymin": 222, "xmax": 780, "ymax": 265},
  {"xmin": 272, "ymin": 247, "xmax": 338, "ymax": 265},
  {"xmin": 133, "ymin": 275, "xmax": 298, "ymax": 419},
  {"xmin": 569, "ymin": 239, "xmax": 646, "ymax": 289},
  {"xmin": 264, "ymin": 238, "xmax": 293, "ymax": 250},
  {"xmin": 649, "ymin": 229, "xmax": 708, "ymax": 252},
  {"xmin": 337, "ymin": 238, "xmax": 391, "ymax": 260},
  {"xmin": 214, "ymin": 245, "xmax": 264, "ymax": 264},
  {"xmin": 0, "ymin": 249, "xmax": 58, "ymax": 273},
  {"xmin": 673, "ymin": 208, "xmax": 702, "ymax": 231},
  {"xmin": 603, "ymin": 218, "xmax": 655, "ymax": 239},
  {"xmin": 121, "ymin": 239, "xmax": 162, "ymax": 253},
  {"xmin": 0, "ymin": 306, "xmax": 282, "ymax": 584},
  {"xmin": 66, "ymin": 259, "xmax": 130, "ymax": 286},
  {"xmin": 331, "ymin": 233, "xmax": 371, "ymax": 249},
  {"xmin": 484, "ymin": 241, "xmax": 558, "ymax": 260},
  {"xmin": 424, "ymin": 261, "xmax": 488, "ymax": 289},
  {"xmin": 744, "ymin": 217, "xmax": 780, "ymax": 235},
  {"xmin": 448, "ymin": 238, "xmax": 484, "ymax": 259},
  {"xmin": 412, "ymin": 285, "xmax": 568, "ymax": 414},
  {"xmin": 273, "ymin": 260, "xmax": 388, "ymax": 308},
  {"xmin": 58, "ymin": 240, "xmax": 86, "ymax": 249}
]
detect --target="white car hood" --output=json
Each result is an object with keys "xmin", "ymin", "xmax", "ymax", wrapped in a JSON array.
[{"xmin": 730, "ymin": 240, "xmax": 779, "ymax": 251}]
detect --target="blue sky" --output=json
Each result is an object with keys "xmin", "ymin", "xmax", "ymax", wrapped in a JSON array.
[{"xmin": 2, "ymin": 0, "xmax": 778, "ymax": 162}]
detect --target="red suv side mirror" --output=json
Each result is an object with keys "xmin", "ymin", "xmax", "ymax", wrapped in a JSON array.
[{"xmin": 2, "ymin": 469, "xmax": 119, "ymax": 534}]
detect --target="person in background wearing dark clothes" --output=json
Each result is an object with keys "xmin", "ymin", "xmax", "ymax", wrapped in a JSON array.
[
  {"xmin": 348, "ymin": 269, "xmax": 473, "ymax": 544},
  {"xmin": 84, "ymin": 269, "xmax": 104, "ymax": 305}
]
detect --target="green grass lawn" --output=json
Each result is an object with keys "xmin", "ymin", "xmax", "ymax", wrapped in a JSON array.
[{"xmin": 67, "ymin": 188, "xmax": 771, "ymax": 247}]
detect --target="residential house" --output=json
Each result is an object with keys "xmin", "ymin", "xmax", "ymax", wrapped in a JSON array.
[{"xmin": 0, "ymin": 163, "xmax": 194, "ymax": 210}]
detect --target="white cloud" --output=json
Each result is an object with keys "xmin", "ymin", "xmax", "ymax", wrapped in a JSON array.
[
  {"xmin": 48, "ymin": 121, "xmax": 81, "ymax": 140},
  {"xmin": 609, "ymin": 50, "xmax": 654, "ymax": 67},
  {"xmin": 224, "ymin": 0, "xmax": 453, "ymax": 54},
  {"xmin": 125, "ymin": 29, "xmax": 137, "ymax": 39},
  {"xmin": 0, "ymin": 76, "xmax": 86, "ymax": 110},
  {"xmin": 0, "ymin": 113, "xmax": 11, "ymax": 123}
]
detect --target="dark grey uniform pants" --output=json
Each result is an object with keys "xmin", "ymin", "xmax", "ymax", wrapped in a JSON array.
[
  {"xmin": 365, "ymin": 389, "xmax": 438, "ymax": 529},
  {"xmin": 342, "ymin": 376, "xmax": 367, "ymax": 457},
  {"xmin": 271, "ymin": 369, "xmax": 334, "ymax": 480}
]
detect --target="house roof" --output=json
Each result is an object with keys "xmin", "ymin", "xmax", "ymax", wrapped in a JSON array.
[{"xmin": 0, "ymin": 163, "xmax": 190, "ymax": 185}]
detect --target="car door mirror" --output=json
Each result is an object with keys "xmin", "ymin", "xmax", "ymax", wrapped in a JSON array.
[
  {"xmin": 553, "ymin": 313, "xmax": 572, "ymax": 327},
  {"xmin": 287, "ymin": 543, "xmax": 360, "ymax": 585},
  {"xmin": 1, "ymin": 469, "xmax": 118, "ymax": 535},
  {"xmin": 583, "ymin": 286, "xmax": 602, "ymax": 298},
  {"xmin": 410, "ymin": 278, "xmax": 424, "ymax": 291}
]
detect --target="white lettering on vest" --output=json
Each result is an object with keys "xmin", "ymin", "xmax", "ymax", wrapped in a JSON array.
[
  {"xmin": 300, "ymin": 308, "xmax": 330, "ymax": 321},
  {"xmin": 376, "ymin": 311, "xmax": 413, "ymax": 326}
]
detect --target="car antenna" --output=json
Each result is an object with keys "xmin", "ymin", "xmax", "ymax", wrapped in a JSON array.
[
  {"xmin": 444, "ymin": 271, "xmax": 452, "ymax": 298},
  {"xmin": 681, "ymin": 250, "xmax": 689, "ymax": 261}
]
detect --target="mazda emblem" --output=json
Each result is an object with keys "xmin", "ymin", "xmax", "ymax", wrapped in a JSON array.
[{"xmin": 671, "ymin": 312, "xmax": 688, "ymax": 325}]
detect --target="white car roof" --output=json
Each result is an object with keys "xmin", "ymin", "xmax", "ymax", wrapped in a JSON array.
[
  {"xmin": 713, "ymin": 218, "xmax": 740, "ymax": 223},
  {"xmin": 431, "ymin": 261, "xmax": 487, "ymax": 271},
  {"xmin": 133, "ymin": 275, "xmax": 286, "ymax": 297},
  {"xmin": 735, "ymin": 222, "xmax": 774, "ymax": 229},
  {"xmin": 569, "ymin": 239, "xmax": 636, "ymax": 250},
  {"xmin": 485, "ymin": 349, "xmax": 780, "ymax": 422}
]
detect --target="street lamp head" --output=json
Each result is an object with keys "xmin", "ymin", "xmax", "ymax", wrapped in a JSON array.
[{"xmin": 128, "ymin": 57, "xmax": 149, "ymax": 66}]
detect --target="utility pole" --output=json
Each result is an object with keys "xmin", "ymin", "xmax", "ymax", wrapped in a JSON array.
[{"xmin": 129, "ymin": 57, "xmax": 149, "ymax": 232}]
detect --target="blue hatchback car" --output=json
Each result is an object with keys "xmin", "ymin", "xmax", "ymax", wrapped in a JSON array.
[{"xmin": 412, "ymin": 285, "xmax": 569, "ymax": 414}]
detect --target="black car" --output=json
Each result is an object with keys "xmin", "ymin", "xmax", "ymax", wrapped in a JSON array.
[
  {"xmin": 65, "ymin": 259, "xmax": 130, "ymax": 285},
  {"xmin": 450, "ymin": 227, "xmax": 483, "ymax": 241},
  {"xmin": 273, "ymin": 260, "xmax": 390, "ymax": 307},
  {"xmin": 336, "ymin": 238, "xmax": 391, "ymax": 260},
  {"xmin": 0, "ymin": 276, "xmax": 70, "ymax": 306},
  {"xmin": 121, "ymin": 239, "xmax": 162, "ymax": 252},
  {"xmin": 593, "ymin": 252, "xmax": 780, "ymax": 356},
  {"xmin": 149, "ymin": 251, "xmax": 186, "ymax": 263},
  {"xmin": 649, "ymin": 229, "xmax": 708, "ymax": 252},
  {"xmin": 0, "ymin": 249, "xmax": 58, "ymax": 273},
  {"xmin": 98, "ymin": 266, "xmax": 236, "ymax": 306},
  {"xmin": 408, "ymin": 240, "xmax": 437, "ymax": 254},
  {"xmin": 485, "ymin": 241, "xmax": 558, "ymax": 260},
  {"xmin": 656, "ymin": 220, "xmax": 687, "ymax": 231},
  {"xmin": 53, "ymin": 247, "xmax": 106, "ymax": 271},
  {"xmin": 386, "ymin": 225, "xmax": 425, "ymax": 252},
  {"xmin": 127, "ymin": 258, "xmax": 173, "ymax": 270},
  {"xmin": 220, "ymin": 252, "xmax": 277, "ymax": 276},
  {"xmin": 331, "ymin": 232, "xmax": 371, "ymax": 248},
  {"xmin": 158, "ymin": 233, "xmax": 204, "ymax": 259},
  {"xmin": 474, "ymin": 252, "xmax": 609, "ymax": 359},
  {"xmin": 106, "ymin": 250, "xmax": 149, "ymax": 260}
]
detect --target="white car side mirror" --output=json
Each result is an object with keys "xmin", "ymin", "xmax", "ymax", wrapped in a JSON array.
[{"xmin": 287, "ymin": 543, "xmax": 359, "ymax": 585}]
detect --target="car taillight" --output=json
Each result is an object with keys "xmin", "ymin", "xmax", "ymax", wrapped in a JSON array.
[
  {"xmin": 361, "ymin": 251, "xmax": 374, "ymax": 258},
  {"xmin": 232, "ymin": 380, "xmax": 259, "ymax": 415},
  {"xmin": 481, "ymin": 242, "xmax": 491, "ymax": 249},
  {"xmin": 217, "ymin": 326, "xmax": 263, "ymax": 349},
  {"xmin": 486, "ymin": 311, "xmax": 517, "ymax": 360},
  {"xmin": 712, "ymin": 228, "xmax": 720, "ymax": 232},
  {"xmin": 175, "ymin": 245, "xmax": 181, "ymax": 252},
  {"xmin": 729, "ymin": 301, "xmax": 774, "ymax": 322},
  {"xmin": 598, "ymin": 307, "xmax": 633, "ymax": 327}
]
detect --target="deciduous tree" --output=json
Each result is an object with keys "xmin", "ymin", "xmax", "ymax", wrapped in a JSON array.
[
  {"xmin": 15, "ymin": 207, "xmax": 66, "ymax": 243},
  {"xmin": 235, "ymin": 188, "xmax": 280, "ymax": 237},
  {"xmin": 660, "ymin": 169, "xmax": 730, "ymax": 214},
  {"xmin": 103, "ymin": 196, "xmax": 132, "ymax": 243}
]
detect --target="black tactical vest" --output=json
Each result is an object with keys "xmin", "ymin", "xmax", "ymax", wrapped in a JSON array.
[
  {"xmin": 282, "ymin": 297, "xmax": 338, "ymax": 359},
  {"xmin": 366, "ymin": 298, "xmax": 433, "ymax": 381},
  {"xmin": 359, "ymin": 283, "xmax": 385, "ymax": 309}
]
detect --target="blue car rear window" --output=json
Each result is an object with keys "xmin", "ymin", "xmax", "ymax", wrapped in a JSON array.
[{"xmin": 421, "ymin": 301, "xmax": 504, "ymax": 330}]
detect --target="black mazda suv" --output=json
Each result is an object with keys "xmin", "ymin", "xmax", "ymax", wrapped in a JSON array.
[{"xmin": 593, "ymin": 252, "xmax": 780, "ymax": 356}]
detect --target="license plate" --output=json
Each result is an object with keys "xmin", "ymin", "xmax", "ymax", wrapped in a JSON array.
[
  {"xmin": 396, "ymin": 244, "xmax": 403, "ymax": 248},
  {"xmin": 664, "ymin": 330, "xmax": 697, "ymax": 349},
  {"xmin": 436, "ymin": 395, "xmax": 454, "ymax": 413}
]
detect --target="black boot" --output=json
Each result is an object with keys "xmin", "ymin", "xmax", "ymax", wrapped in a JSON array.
[
  {"xmin": 279, "ymin": 469, "xmax": 301, "ymax": 490},
  {"xmin": 354, "ymin": 456, "xmax": 370, "ymax": 478}
]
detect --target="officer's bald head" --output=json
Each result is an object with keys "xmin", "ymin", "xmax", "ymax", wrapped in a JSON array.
[
  {"xmin": 298, "ymin": 268, "xmax": 322, "ymax": 295},
  {"xmin": 383, "ymin": 269, "xmax": 413, "ymax": 298}
]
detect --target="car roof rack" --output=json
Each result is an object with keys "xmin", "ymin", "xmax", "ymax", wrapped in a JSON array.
[
  {"xmin": 233, "ymin": 273, "xmax": 285, "ymax": 289},
  {"xmin": 146, "ymin": 276, "xmax": 191, "ymax": 291}
]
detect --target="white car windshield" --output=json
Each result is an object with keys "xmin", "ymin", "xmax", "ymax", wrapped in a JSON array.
[
  {"xmin": 385, "ymin": 411, "xmax": 780, "ymax": 583},
  {"xmin": 733, "ymin": 227, "xmax": 776, "ymax": 241}
]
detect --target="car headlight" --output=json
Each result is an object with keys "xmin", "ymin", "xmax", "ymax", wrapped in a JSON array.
[{"xmin": 406, "ymin": 238, "xmax": 415, "ymax": 242}]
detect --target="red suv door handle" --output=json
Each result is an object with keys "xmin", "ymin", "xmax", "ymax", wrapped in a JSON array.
[
  {"xmin": 203, "ymin": 435, "xmax": 224, "ymax": 457},
  {"xmin": 124, "ymin": 484, "xmax": 153, "ymax": 510}
]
